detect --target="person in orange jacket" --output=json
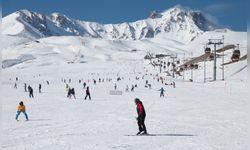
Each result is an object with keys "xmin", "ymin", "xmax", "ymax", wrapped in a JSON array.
[{"xmin": 16, "ymin": 101, "xmax": 29, "ymax": 121}]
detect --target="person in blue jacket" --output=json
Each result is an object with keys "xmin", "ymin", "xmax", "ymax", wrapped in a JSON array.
[{"xmin": 159, "ymin": 87, "xmax": 165, "ymax": 97}]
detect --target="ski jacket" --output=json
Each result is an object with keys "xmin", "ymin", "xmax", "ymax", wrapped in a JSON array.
[
  {"xmin": 136, "ymin": 101, "xmax": 146, "ymax": 118},
  {"xmin": 17, "ymin": 105, "xmax": 26, "ymax": 112},
  {"xmin": 86, "ymin": 89, "xmax": 90, "ymax": 94},
  {"xmin": 159, "ymin": 88, "xmax": 165, "ymax": 93}
]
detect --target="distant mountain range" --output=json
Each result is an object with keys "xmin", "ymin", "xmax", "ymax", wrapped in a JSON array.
[{"xmin": 2, "ymin": 5, "xmax": 223, "ymax": 42}]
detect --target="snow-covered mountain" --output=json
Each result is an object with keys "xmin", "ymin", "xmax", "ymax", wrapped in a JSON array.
[
  {"xmin": 1, "ymin": 5, "xmax": 247, "ymax": 81},
  {"xmin": 2, "ymin": 5, "xmax": 221, "ymax": 42}
]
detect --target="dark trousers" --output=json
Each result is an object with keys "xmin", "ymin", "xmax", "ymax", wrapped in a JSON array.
[
  {"xmin": 137, "ymin": 116, "xmax": 147, "ymax": 133},
  {"xmin": 85, "ymin": 94, "xmax": 91, "ymax": 100},
  {"xmin": 160, "ymin": 92, "xmax": 164, "ymax": 97},
  {"xmin": 29, "ymin": 92, "xmax": 34, "ymax": 98}
]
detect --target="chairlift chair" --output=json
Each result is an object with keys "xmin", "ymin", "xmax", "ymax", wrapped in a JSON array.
[{"xmin": 205, "ymin": 47, "xmax": 211, "ymax": 54}]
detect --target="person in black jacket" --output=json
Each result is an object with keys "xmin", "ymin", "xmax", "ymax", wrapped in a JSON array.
[
  {"xmin": 71, "ymin": 88, "xmax": 76, "ymax": 99},
  {"xmin": 39, "ymin": 84, "xmax": 42, "ymax": 93},
  {"xmin": 28, "ymin": 85, "xmax": 34, "ymax": 98},
  {"xmin": 84, "ymin": 86, "xmax": 91, "ymax": 100},
  {"xmin": 134, "ymin": 98, "xmax": 147, "ymax": 135}
]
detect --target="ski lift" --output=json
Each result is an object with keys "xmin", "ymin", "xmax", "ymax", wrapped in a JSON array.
[
  {"xmin": 190, "ymin": 64, "xmax": 194, "ymax": 69},
  {"xmin": 194, "ymin": 64, "xmax": 198, "ymax": 69},
  {"xmin": 231, "ymin": 49, "xmax": 240, "ymax": 62},
  {"xmin": 205, "ymin": 47, "xmax": 211, "ymax": 54},
  {"xmin": 209, "ymin": 54, "xmax": 214, "ymax": 60}
]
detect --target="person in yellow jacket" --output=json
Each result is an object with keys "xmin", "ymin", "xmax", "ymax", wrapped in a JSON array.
[{"xmin": 16, "ymin": 101, "xmax": 29, "ymax": 121}]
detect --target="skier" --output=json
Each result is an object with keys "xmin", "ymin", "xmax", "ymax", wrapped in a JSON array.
[
  {"xmin": 67, "ymin": 87, "xmax": 71, "ymax": 98},
  {"xmin": 173, "ymin": 81, "xmax": 176, "ymax": 88},
  {"xmin": 39, "ymin": 84, "xmax": 42, "ymax": 93},
  {"xmin": 24, "ymin": 83, "xmax": 27, "ymax": 92},
  {"xmin": 134, "ymin": 98, "xmax": 147, "ymax": 135},
  {"xmin": 83, "ymin": 82, "xmax": 86, "ymax": 89},
  {"xmin": 47, "ymin": 81, "xmax": 50, "ymax": 85},
  {"xmin": 159, "ymin": 87, "xmax": 165, "ymax": 97},
  {"xmin": 114, "ymin": 83, "xmax": 117, "ymax": 90},
  {"xmin": 131, "ymin": 85, "xmax": 135, "ymax": 92},
  {"xmin": 70, "ymin": 88, "xmax": 76, "ymax": 99},
  {"xmin": 15, "ymin": 101, "xmax": 29, "ymax": 121},
  {"xmin": 84, "ymin": 86, "xmax": 91, "ymax": 100},
  {"xmin": 125, "ymin": 85, "xmax": 129, "ymax": 92},
  {"xmin": 14, "ymin": 83, "xmax": 17, "ymax": 88},
  {"xmin": 28, "ymin": 85, "xmax": 34, "ymax": 98}
]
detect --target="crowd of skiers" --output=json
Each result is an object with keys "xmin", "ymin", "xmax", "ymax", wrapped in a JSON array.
[{"xmin": 11, "ymin": 73, "xmax": 177, "ymax": 135}]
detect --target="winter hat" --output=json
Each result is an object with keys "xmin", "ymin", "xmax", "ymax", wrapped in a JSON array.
[
  {"xmin": 134, "ymin": 98, "xmax": 140, "ymax": 104},
  {"xmin": 19, "ymin": 101, "xmax": 23, "ymax": 105}
]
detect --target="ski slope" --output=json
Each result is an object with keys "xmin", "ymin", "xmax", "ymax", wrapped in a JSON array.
[{"xmin": 1, "ymin": 57, "xmax": 248, "ymax": 150}]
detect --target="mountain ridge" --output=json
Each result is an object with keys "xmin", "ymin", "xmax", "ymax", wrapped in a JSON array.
[{"xmin": 2, "ymin": 5, "xmax": 225, "ymax": 42}]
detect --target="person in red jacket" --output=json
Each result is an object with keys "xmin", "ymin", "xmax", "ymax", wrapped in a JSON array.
[{"xmin": 134, "ymin": 98, "xmax": 147, "ymax": 135}]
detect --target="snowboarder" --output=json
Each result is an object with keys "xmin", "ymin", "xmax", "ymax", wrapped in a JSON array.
[
  {"xmin": 84, "ymin": 86, "xmax": 91, "ymax": 100},
  {"xmin": 39, "ymin": 84, "xmax": 42, "ymax": 93},
  {"xmin": 159, "ymin": 87, "xmax": 165, "ymax": 97},
  {"xmin": 134, "ymin": 98, "xmax": 147, "ymax": 135},
  {"xmin": 15, "ymin": 101, "xmax": 29, "ymax": 121},
  {"xmin": 28, "ymin": 85, "xmax": 34, "ymax": 98}
]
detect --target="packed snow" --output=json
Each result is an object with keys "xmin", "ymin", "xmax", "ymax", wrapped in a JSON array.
[{"xmin": 1, "ymin": 57, "xmax": 247, "ymax": 150}]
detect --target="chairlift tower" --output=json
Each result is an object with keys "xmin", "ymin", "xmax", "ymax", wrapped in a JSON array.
[
  {"xmin": 208, "ymin": 38, "xmax": 223, "ymax": 81},
  {"xmin": 170, "ymin": 54, "xmax": 177, "ymax": 78}
]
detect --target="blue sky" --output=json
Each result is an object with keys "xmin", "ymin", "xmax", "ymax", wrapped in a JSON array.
[{"xmin": 1, "ymin": 0, "xmax": 247, "ymax": 31}]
